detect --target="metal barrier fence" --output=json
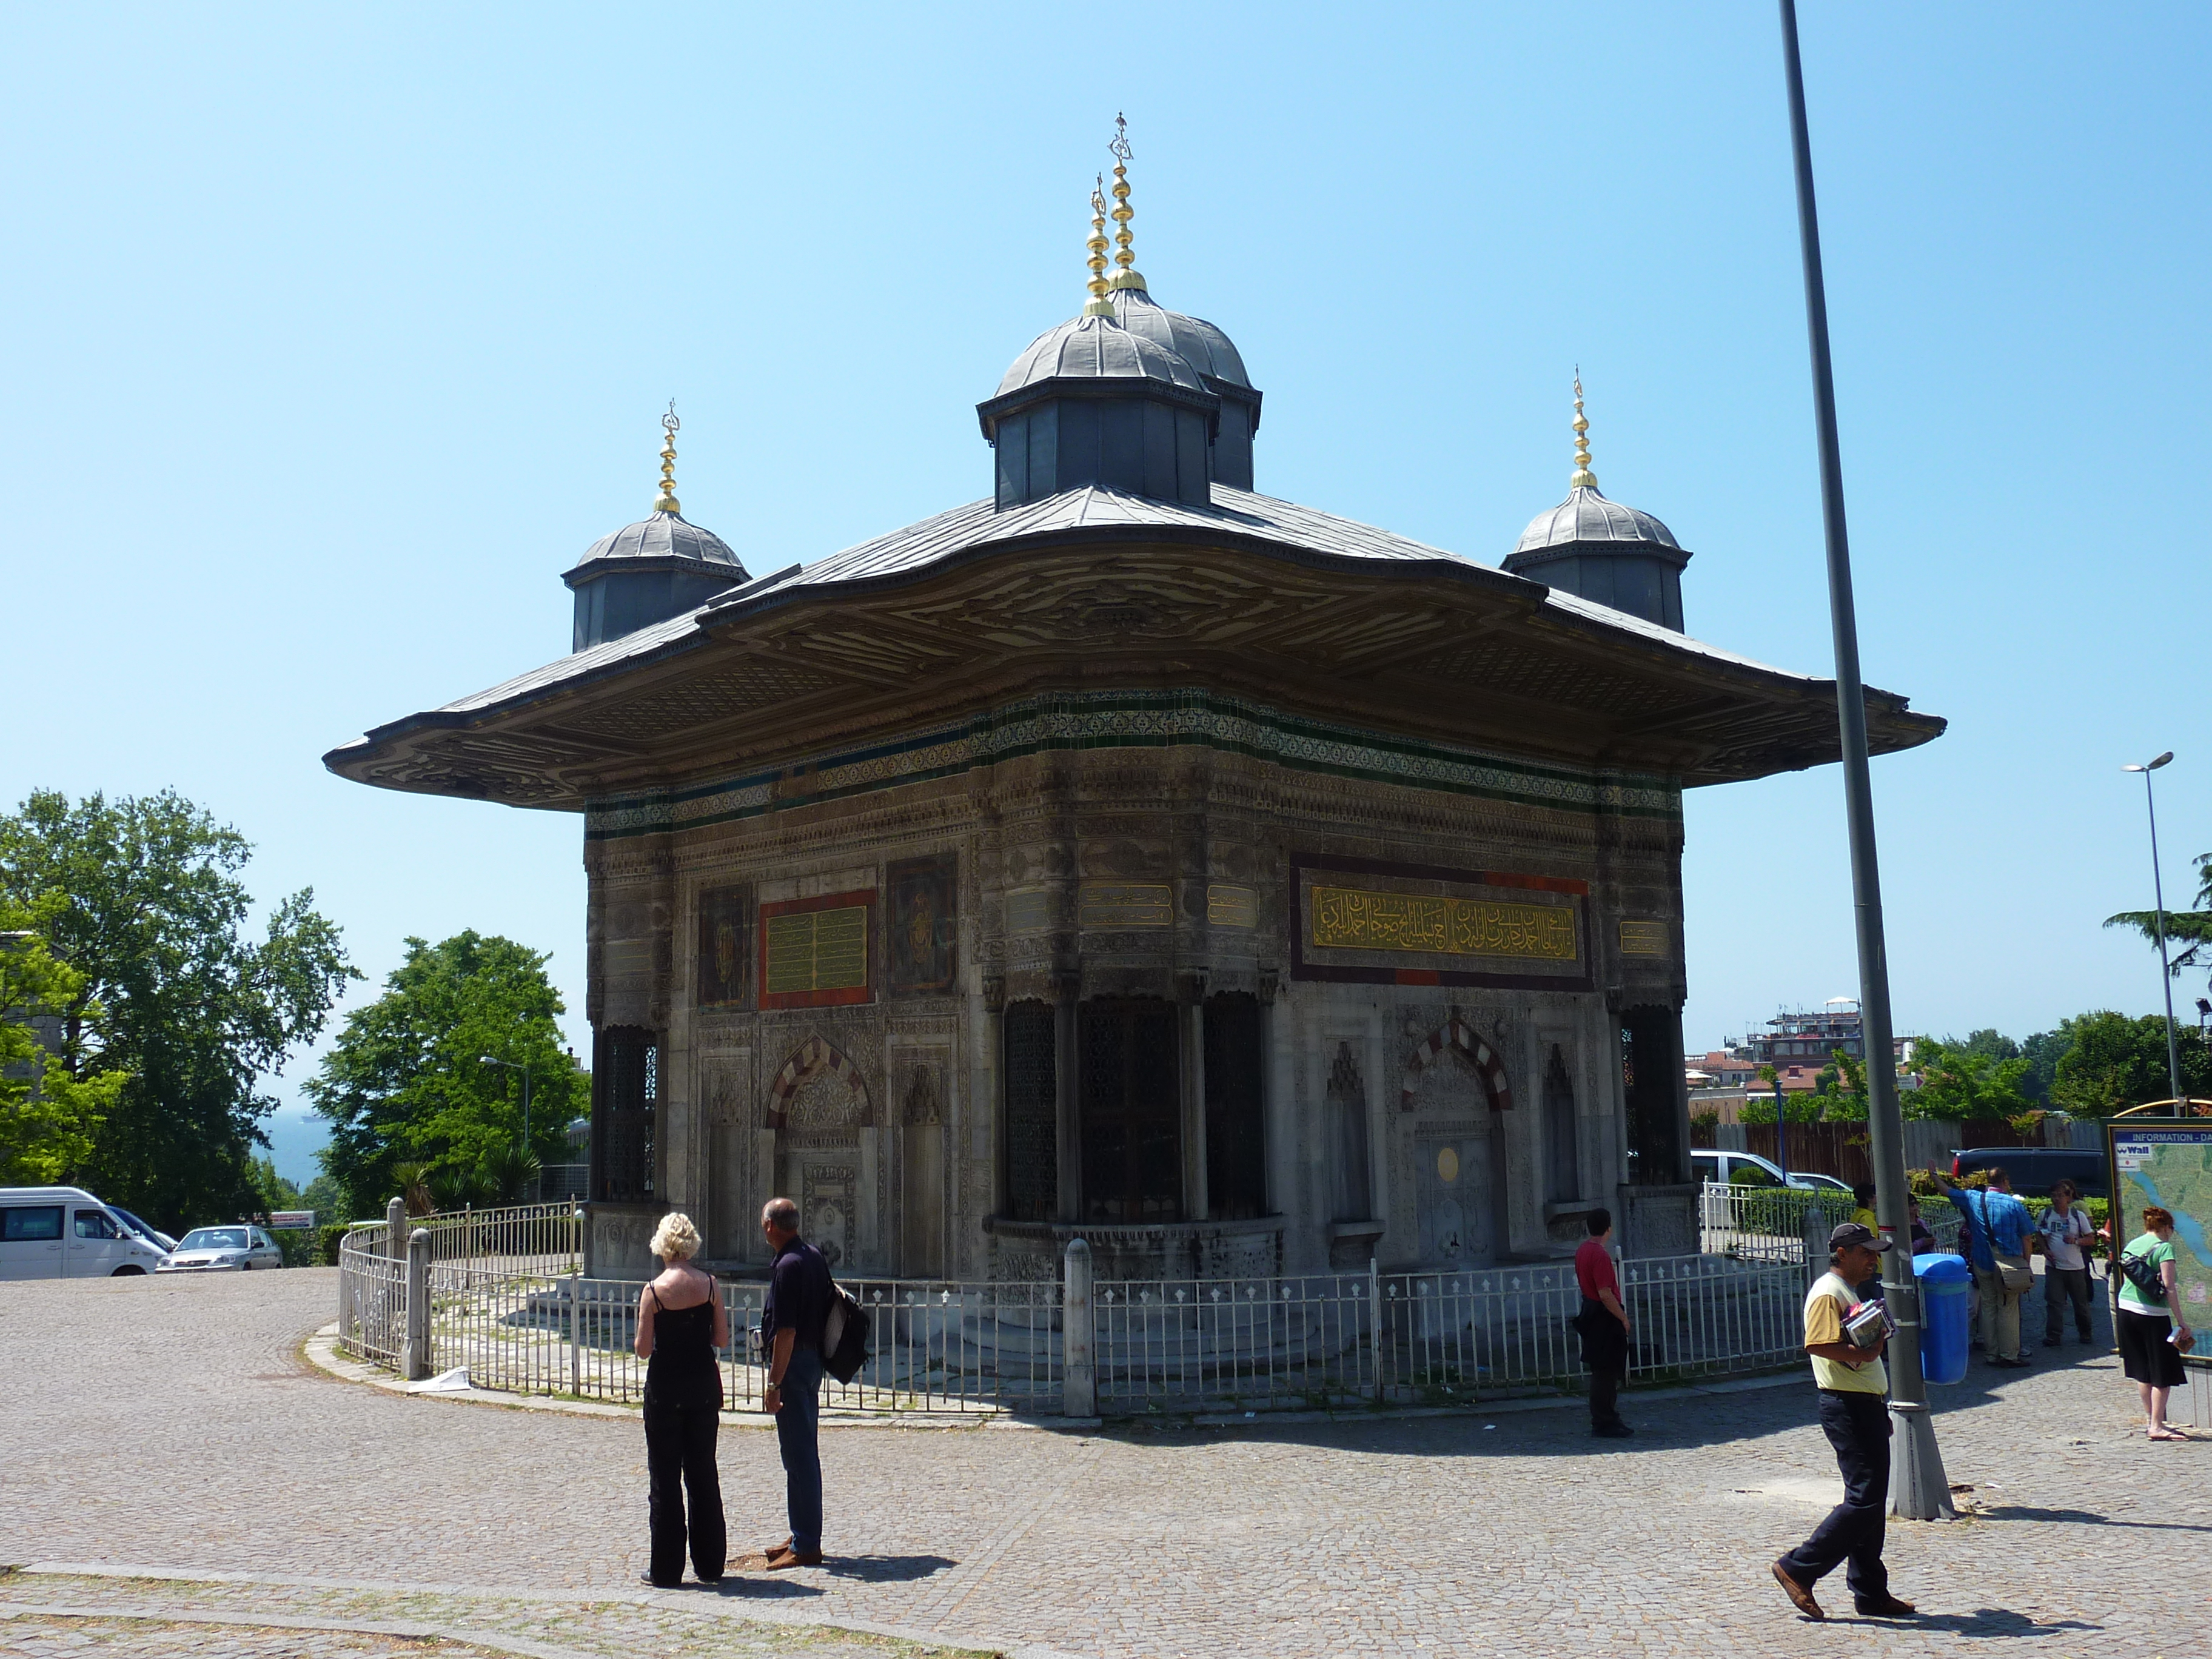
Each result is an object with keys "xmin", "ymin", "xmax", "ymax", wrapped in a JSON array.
[
  {"xmin": 1697, "ymin": 1184, "xmax": 1963, "ymax": 1264},
  {"xmin": 338, "ymin": 1203, "xmax": 1826, "ymax": 1417}
]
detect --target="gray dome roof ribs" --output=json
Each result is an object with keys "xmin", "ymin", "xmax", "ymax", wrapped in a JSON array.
[
  {"xmin": 1513, "ymin": 485, "xmax": 1680, "ymax": 555},
  {"xmin": 1109, "ymin": 286, "xmax": 1252, "ymax": 390},
  {"xmin": 996, "ymin": 313, "xmax": 1208, "ymax": 398},
  {"xmin": 569, "ymin": 509, "xmax": 747, "ymax": 576}
]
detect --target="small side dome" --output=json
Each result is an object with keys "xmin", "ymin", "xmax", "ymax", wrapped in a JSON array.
[
  {"xmin": 1513, "ymin": 486, "xmax": 1680, "ymax": 555},
  {"xmin": 996, "ymin": 313, "xmax": 1207, "ymax": 397},
  {"xmin": 1501, "ymin": 380, "xmax": 1691, "ymax": 632},
  {"xmin": 561, "ymin": 411, "xmax": 749, "ymax": 652},
  {"xmin": 575, "ymin": 511, "xmax": 746, "ymax": 571}
]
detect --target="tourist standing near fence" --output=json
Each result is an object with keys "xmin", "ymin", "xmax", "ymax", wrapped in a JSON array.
[
  {"xmin": 632, "ymin": 1212, "xmax": 728, "ymax": 1587},
  {"xmin": 1771, "ymin": 1224, "xmax": 1917, "ymax": 1624},
  {"xmin": 758, "ymin": 1197, "xmax": 833, "ymax": 1568},
  {"xmin": 2037, "ymin": 1181, "xmax": 2097, "ymax": 1348},
  {"xmin": 1573, "ymin": 1208, "xmax": 1631, "ymax": 1438}
]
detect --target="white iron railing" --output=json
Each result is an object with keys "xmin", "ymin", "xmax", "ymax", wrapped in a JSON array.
[{"xmin": 340, "ymin": 1202, "xmax": 1851, "ymax": 1416}]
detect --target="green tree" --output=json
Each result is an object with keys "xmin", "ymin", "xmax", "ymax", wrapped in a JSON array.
[
  {"xmin": 2048, "ymin": 1009, "xmax": 2212, "ymax": 1117},
  {"xmin": 1741, "ymin": 1063, "xmax": 1825, "ymax": 1125},
  {"xmin": 2, "ymin": 895, "xmax": 129, "ymax": 1183},
  {"xmin": 0, "ymin": 790, "xmax": 355, "ymax": 1232},
  {"xmin": 306, "ymin": 931, "xmax": 585, "ymax": 1218},
  {"xmin": 2106, "ymin": 851, "xmax": 2212, "ymax": 1013},
  {"xmin": 2017, "ymin": 1029, "xmax": 2070, "ymax": 1107},
  {"xmin": 1905, "ymin": 1036, "xmax": 2034, "ymax": 1122}
]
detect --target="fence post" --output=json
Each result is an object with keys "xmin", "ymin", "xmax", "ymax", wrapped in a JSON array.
[
  {"xmin": 1062, "ymin": 1238, "xmax": 1095, "ymax": 1419},
  {"xmin": 403, "ymin": 1227, "xmax": 432, "ymax": 1380},
  {"xmin": 1369, "ymin": 1256, "xmax": 1385, "ymax": 1403},
  {"xmin": 569, "ymin": 1270, "xmax": 583, "ymax": 1396},
  {"xmin": 1802, "ymin": 1201, "xmax": 1829, "ymax": 1290},
  {"xmin": 385, "ymin": 1196, "xmax": 406, "ymax": 1260}
]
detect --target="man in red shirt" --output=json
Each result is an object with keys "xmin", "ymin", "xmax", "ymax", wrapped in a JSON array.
[{"xmin": 1575, "ymin": 1208, "xmax": 1632, "ymax": 1437}]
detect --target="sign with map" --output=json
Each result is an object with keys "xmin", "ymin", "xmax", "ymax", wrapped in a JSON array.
[{"xmin": 2108, "ymin": 1120, "xmax": 2212, "ymax": 1352}]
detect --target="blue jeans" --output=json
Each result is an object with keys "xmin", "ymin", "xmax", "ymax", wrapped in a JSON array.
[{"xmin": 775, "ymin": 1345, "xmax": 824, "ymax": 1553}]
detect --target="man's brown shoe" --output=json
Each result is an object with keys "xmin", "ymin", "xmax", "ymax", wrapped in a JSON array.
[
  {"xmin": 1854, "ymin": 1594, "xmax": 1917, "ymax": 1618},
  {"xmin": 1771, "ymin": 1560, "xmax": 1825, "ymax": 1621},
  {"xmin": 766, "ymin": 1548, "xmax": 824, "ymax": 1570}
]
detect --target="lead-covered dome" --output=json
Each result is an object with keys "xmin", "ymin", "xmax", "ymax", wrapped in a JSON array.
[
  {"xmin": 996, "ymin": 313, "xmax": 1207, "ymax": 398},
  {"xmin": 1513, "ymin": 486, "xmax": 1680, "ymax": 555},
  {"xmin": 1109, "ymin": 286, "xmax": 1250, "ymax": 388},
  {"xmin": 575, "ymin": 509, "xmax": 745, "ymax": 571}
]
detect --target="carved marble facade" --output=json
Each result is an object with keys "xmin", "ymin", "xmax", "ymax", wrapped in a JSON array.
[{"xmin": 572, "ymin": 694, "xmax": 1697, "ymax": 1281}]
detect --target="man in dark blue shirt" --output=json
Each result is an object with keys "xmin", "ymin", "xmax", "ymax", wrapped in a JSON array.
[{"xmin": 759, "ymin": 1196, "xmax": 833, "ymax": 1567}]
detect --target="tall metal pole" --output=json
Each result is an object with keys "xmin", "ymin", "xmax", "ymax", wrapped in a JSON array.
[
  {"xmin": 2139, "ymin": 765, "xmax": 2185, "ymax": 1102},
  {"xmin": 1777, "ymin": 0, "xmax": 1950, "ymax": 1520}
]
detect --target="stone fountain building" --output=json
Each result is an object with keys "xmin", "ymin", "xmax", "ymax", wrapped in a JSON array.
[{"xmin": 327, "ymin": 162, "xmax": 1940, "ymax": 1284}]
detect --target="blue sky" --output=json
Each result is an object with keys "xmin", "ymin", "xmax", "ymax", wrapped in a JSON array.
[{"xmin": 4, "ymin": 4, "xmax": 2205, "ymax": 1184}]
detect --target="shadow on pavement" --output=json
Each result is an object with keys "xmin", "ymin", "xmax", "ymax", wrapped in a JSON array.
[
  {"xmin": 703, "ymin": 1576, "xmax": 822, "ymax": 1600},
  {"xmin": 1835, "ymin": 1609, "xmax": 2100, "ymax": 1640},
  {"xmin": 820, "ymin": 1553, "xmax": 957, "ymax": 1583},
  {"xmin": 1981, "ymin": 1504, "xmax": 2212, "ymax": 1534}
]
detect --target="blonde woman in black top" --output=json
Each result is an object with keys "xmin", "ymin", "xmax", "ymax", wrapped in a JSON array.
[{"xmin": 634, "ymin": 1212, "xmax": 729, "ymax": 1584}]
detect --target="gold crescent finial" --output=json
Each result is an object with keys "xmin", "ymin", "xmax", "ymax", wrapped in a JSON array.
[
  {"xmin": 1084, "ymin": 174, "xmax": 1115, "ymax": 317},
  {"xmin": 655, "ymin": 400, "xmax": 682, "ymax": 515},
  {"xmin": 1570, "ymin": 369, "xmax": 1597, "ymax": 491},
  {"xmin": 1107, "ymin": 112, "xmax": 1145, "ymax": 292}
]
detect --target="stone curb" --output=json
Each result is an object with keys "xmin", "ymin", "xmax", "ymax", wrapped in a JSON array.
[{"xmin": 8, "ymin": 1565, "xmax": 1074, "ymax": 1659}]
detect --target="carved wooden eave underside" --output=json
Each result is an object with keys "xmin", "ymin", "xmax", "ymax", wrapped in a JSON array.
[{"xmin": 323, "ymin": 488, "xmax": 1943, "ymax": 810}]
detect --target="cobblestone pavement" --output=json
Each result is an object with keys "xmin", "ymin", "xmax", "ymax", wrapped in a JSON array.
[{"xmin": 1, "ymin": 1270, "xmax": 2205, "ymax": 1658}]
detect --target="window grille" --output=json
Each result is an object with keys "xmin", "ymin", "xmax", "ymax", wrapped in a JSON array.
[
  {"xmin": 595, "ymin": 1027, "xmax": 659, "ymax": 1202},
  {"xmin": 1079, "ymin": 999, "xmax": 1182, "ymax": 1224},
  {"xmin": 1204, "ymin": 993, "xmax": 1267, "ymax": 1219}
]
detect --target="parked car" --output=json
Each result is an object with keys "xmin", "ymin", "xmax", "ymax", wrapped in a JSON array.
[
  {"xmin": 1, "ymin": 1187, "xmax": 172, "ymax": 1279},
  {"xmin": 1949, "ymin": 1147, "xmax": 2108, "ymax": 1201},
  {"xmin": 156, "ymin": 1225, "xmax": 284, "ymax": 1273},
  {"xmin": 1691, "ymin": 1148, "xmax": 1841, "ymax": 1192},
  {"xmin": 106, "ymin": 1205, "xmax": 178, "ymax": 1253}
]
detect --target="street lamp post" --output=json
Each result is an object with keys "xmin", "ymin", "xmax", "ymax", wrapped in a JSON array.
[
  {"xmin": 479, "ymin": 1054, "xmax": 533, "ymax": 1148},
  {"xmin": 1777, "ymin": 0, "xmax": 1949, "ymax": 1520},
  {"xmin": 2122, "ymin": 752, "xmax": 2184, "ymax": 1103}
]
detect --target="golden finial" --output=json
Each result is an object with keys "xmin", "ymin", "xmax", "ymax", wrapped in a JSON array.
[
  {"xmin": 654, "ymin": 401, "xmax": 682, "ymax": 515},
  {"xmin": 1084, "ymin": 175, "xmax": 1114, "ymax": 318},
  {"xmin": 1570, "ymin": 369, "xmax": 1597, "ymax": 491},
  {"xmin": 1107, "ymin": 112, "xmax": 1145, "ymax": 292}
]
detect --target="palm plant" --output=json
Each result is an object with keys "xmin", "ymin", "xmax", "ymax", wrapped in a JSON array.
[{"xmin": 389, "ymin": 1160, "xmax": 436, "ymax": 1217}]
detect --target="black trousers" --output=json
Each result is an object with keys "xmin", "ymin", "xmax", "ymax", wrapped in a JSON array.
[
  {"xmin": 1779, "ymin": 1389, "xmax": 1890, "ymax": 1604},
  {"xmin": 1579, "ymin": 1299, "xmax": 1627, "ymax": 1426},
  {"xmin": 644, "ymin": 1391, "xmax": 726, "ymax": 1584}
]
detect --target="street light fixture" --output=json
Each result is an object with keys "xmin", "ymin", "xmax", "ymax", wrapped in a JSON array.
[
  {"xmin": 2122, "ymin": 752, "xmax": 2184, "ymax": 1103},
  {"xmin": 479, "ymin": 1054, "xmax": 533, "ymax": 1148}
]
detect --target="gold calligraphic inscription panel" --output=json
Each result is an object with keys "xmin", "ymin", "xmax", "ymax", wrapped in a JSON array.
[
  {"xmin": 1078, "ymin": 882, "xmax": 1173, "ymax": 928},
  {"xmin": 1618, "ymin": 919, "xmax": 1669, "ymax": 956},
  {"xmin": 1005, "ymin": 888, "xmax": 1052, "ymax": 935},
  {"xmin": 1207, "ymin": 884, "xmax": 1258, "ymax": 928},
  {"xmin": 1309, "ymin": 885, "xmax": 1577, "ymax": 962},
  {"xmin": 765, "ymin": 906, "xmax": 870, "ymax": 994}
]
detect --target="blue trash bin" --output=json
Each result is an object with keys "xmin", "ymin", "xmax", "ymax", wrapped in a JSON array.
[{"xmin": 1915, "ymin": 1252, "xmax": 1971, "ymax": 1386}]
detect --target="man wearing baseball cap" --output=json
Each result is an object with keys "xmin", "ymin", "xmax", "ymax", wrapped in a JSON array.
[{"xmin": 1771, "ymin": 1222, "xmax": 1918, "ymax": 1623}]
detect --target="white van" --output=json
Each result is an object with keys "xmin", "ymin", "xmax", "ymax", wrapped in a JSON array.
[{"xmin": 0, "ymin": 1187, "xmax": 172, "ymax": 1279}]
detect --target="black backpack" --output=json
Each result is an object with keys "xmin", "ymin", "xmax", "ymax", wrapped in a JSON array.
[
  {"xmin": 2119, "ymin": 1247, "xmax": 2167, "ymax": 1304},
  {"xmin": 820, "ymin": 1280, "xmax": 871, "ymax": 1384}
]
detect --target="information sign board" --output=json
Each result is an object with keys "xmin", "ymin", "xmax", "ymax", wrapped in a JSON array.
[{"xmin": 2107, "ymin": 1121, "xmax": 2212, "ymax": 1356}]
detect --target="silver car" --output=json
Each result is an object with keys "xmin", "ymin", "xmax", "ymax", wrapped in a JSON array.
[{"xmin": 156, "ymin": 1225, "xmax": 283, "ymax": 1273}]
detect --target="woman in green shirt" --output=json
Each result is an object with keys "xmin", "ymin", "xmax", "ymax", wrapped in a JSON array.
[{"xmin": 2116, "ymin": 1205, "xmax": 2193, "ymax": 1441}]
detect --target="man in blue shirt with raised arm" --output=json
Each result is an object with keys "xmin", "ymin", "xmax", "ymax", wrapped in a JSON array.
[{"xmin": 1932, "ymin": 1167, "xmax": 2033, "ymax": 1367}]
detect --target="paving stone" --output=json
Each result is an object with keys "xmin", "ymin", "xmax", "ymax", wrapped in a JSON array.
[{"xmin": 0, "ymin": 1270, "xmax": 2203, "ymax": 1658}]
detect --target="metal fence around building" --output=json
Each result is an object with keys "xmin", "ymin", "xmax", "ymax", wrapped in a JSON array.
[{"xmin": 338, "ymin": 1201, "xmax": 1862, "ymax": 1418}]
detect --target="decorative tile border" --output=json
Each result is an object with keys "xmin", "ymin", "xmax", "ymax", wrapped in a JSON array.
[{"xmin": 584, "ymin": 688, "xmax": 1681, "ymax": 842}]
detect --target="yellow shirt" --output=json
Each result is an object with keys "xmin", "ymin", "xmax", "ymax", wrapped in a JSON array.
[
  {"xmin": 1851, "ymin": 1206, "xmax": 1877, "ymax": 1233},
  {"xmin": 1805, "ymin": 1270, "xmax": 1888, "ymax": 1395}
]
